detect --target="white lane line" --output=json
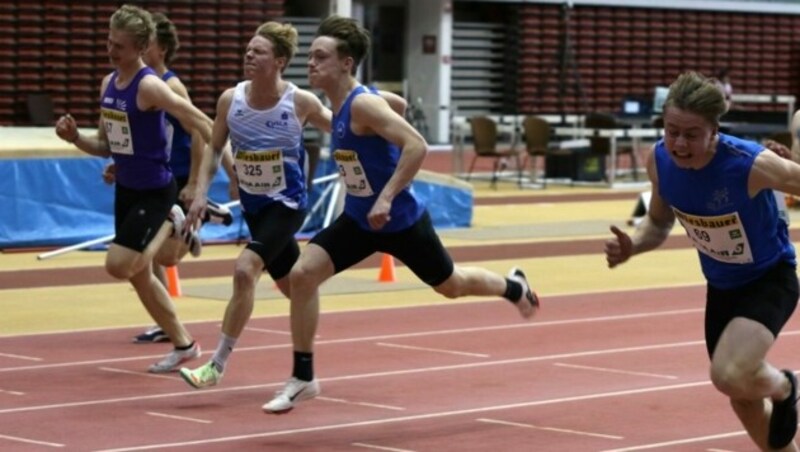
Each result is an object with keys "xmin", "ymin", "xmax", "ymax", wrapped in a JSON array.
[
  {"xmin": 0, "ymin": 307, "xmax": 705, "ymax": 373},
  {"xmin": 601, "ymin": 430, "xmax": 748, "ymax": 451},
  {"xmin": 0, "ymin": 433, "xmax": 64, "ymax": 448},
  {"xmin": 352, "ymin": 442, "xmax": 415, "ymax": 452},
  {"xmin": 317, "ymin": 396, "xmax": 405, "ymax": 411},
  {"xmin": 376, "ymin": 342, "xmax": 489, "ymax": 358},
  {"xmin": 0, "ymin": 352, "xmax": 42, "ymax": 361},
  {"xmin": 99, "ymin": 367, "xmax": 179, "ymax": 382},
  {"xmin": 553, "ymin": 362, "xmax": 678, "ymax": 380},
  {"xmin": 244, "ymin": 327, "xmax": 291, "ymax": 336},
  {"xmin": 0, "ymin": 389, "xmax": 24, "ymax": 396},
  {"xmin": 95, "ymin": 380, "xmax": 724, "ymax": 451},
  {"xmin": 0, "ymin": 338, "xmax": 710, "ymax": 415},
  {"xmin": 476, "ymin": 417, "xmax": 623, "ymax": 440},
  {"xmin": 146, "ymin": 411, "xmax": 212, "ymax": 424}
]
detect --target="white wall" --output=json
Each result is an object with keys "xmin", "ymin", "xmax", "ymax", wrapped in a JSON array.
[{"xmin": 406, "ymin": 0, "xmax": 452, "ymax": 144}]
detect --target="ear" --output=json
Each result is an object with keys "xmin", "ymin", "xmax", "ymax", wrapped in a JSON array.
[{"xmin": 342, "ymin": 56, "xmax": 355, "ymax": 73}]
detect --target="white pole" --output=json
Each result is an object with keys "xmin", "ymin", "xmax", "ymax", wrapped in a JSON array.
[{"xmin": 36, "ymin": 233, "xmax": 115, "ymax": 261}]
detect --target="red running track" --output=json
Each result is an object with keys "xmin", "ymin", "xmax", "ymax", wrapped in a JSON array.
[{"xmin": 1, "ymin": 285, "xmax": 798, "ymax": 451}]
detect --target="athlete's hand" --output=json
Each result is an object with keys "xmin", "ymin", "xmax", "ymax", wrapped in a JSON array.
[
  {"xmin": 367, "ymin": 197, "xmax": 392, "ymax": 230},
  {"xmin": 605, "ymin": 225, "xmax": 633, "ymax": 268},
  {"xmin": 184, "ymin": 193, "xmax": 207, "ymax": 235},
  {"xmin": 102, "ymin": 163, "xmax": 116, "ymax": 185},
  {"xmin": 55, "ymin": 114, "xmax": 79, "ymax": 143},
  {"xmin": 179, "ymin": 182, "xmax": 196, "ymax": 205}
]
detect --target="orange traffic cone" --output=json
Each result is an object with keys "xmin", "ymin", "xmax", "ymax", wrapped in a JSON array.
[
  {"xmin": 166, "ymin": 265, "xmax": 182, "ymax": 297},
  {"xmin": 378, "ymin": 253, "xmax": 396, "ymax": 283}
]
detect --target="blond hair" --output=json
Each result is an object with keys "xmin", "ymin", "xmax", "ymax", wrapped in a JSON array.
[
  {"xmin": 255, "ymin": 22, "xmax": 298, "ymax": 71},
  {"xmin": 664, "ymin": 71, "xmax": 728, "ymax": 125},
  {"xmin": 109, "ymin": 4, "xmax": 154, "ymax": 51}
]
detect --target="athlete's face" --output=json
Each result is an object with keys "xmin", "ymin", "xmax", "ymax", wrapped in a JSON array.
[
  {"xmin": 243, "ymin": 35, "xmax": 285, "ymax": 80},
  {"xmin": 662, "ymin": 107, "xmax": 718, "ymax": 170},
  {"xmin": 307, "ymin": 36, "xmax": 351, "ymax": 89},
  {"xmin": 107, "ymin": 28, "xmax": 142, "ymax": 69}
]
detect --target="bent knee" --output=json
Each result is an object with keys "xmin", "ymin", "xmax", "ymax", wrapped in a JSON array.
[
  {"xmin": 232, "ymin": 263, "xmax": 260, "ymax": 289},
  {"xmin": 433, "ymin": 279, "xmax": 460, "ymax": 299},
  {"xmin": 105, "ymin": 261, "xmax": 132, "ymax": 280},
  {"xmin": 710, "ymin": 362, "xmax": 750, "ymax": 396}
]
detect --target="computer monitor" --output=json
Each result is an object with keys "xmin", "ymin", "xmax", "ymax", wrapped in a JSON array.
[
  {"xmin": 653, "ymin": 86, "xmax": 670, "ymax": 114},
  {"xmin": 622, "ymin": 99, "xmax": 641, "ymax": 115}
]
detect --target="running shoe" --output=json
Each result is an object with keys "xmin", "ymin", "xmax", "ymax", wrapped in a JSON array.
[
  {"xmin": 769, "ymin": 369, "xmax": 798, "ymax": 449},
  {"xmin": 262, "ymin": 377, "xmax": 320, "ymax": 414},
  {"xmin": 179, "ymin": 362, "xmax": 223, "ymax": 389},
  {"xmin": 148, "ymin": 343, "xmax": 201, "ymax": 374},
  {"xmin": 132, "ymin": 326, "xmax": 169, "ymax": 344},
  {"xmin": 205, "ymin": 200, "xmax": 234, "ymax": 226},
  {"xmin": 507, "ymin": 267, "xmax": 540, "ymax": 319}
]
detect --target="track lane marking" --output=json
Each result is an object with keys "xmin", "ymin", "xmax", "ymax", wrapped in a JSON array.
[
  {"xmin": 376, "ymin": 342, "xmax": 489, "ymax": 358},
  {"xmin": 317, "ymin": 396, "xmax": 405, "ymax": 411},
  {"xmin": 476, "ymin": 417, "xmax": 623, "ymax": 440},
  {"xmin": 601, "ymin": 430, "xmax": 748, "ymax": 451},
  {"xmin": 0, "ymin": 352, "xmax": 42, "ymax": 361},
  {"xmin": 0, "ymin": 433, "xmax": 64, "ymax": 448},
  {"xmin": 352, "ymin": 443, "xmax": 415, "ymax": 452},
  {"xmin": 0, "ymin": 337, "xmax": 710, "ymax": 415},
  {"xmin": 0, "ymin": 307, "xmax": 705, "ymax": 373},
  {"xmin": 94, "ymin": 380, "xmax": 729, "ymax": 451},
  {"xmin": 146, "ymin": 411, "xmax": 212, "ymax": 424},
  {"xmin": 553, "ymin": 362, "xmax": 678, "ymax": 380}
]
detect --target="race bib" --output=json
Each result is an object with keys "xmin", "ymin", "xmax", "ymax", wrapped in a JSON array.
[
  {"xmin": 333, "ymin": 149, "xmax": 374, "ymax": 197},
  {"xmin": 234, "ymin": 149, "xmax": 286, "ymax": 195},
  {"xmin": 673, "ymin": 208, "xmax": 753, "ymax": 264},
  {"xmin": 101, "ymin": 108, "xmax": 134, "ymax": 155}
]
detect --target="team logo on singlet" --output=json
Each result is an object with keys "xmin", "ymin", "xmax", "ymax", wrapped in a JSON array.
[
  {"xmin": 706, "ymin": 187, "xmax": 732, "ymax": 211},
  {"xmin": 336, "ymin": 121, "xmax": 346, "ymax": 139},
  {"xmin": 115, "ymin": 99, "xmax": 127, "ymax": 111},
  {"xmin": 265, "ymin": 111, "xmax": 290, "ymax": 129}
]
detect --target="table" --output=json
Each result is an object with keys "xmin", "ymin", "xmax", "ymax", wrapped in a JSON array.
[{"xmin": 552, "ymin": 127, "xmax": 663, "ymax": 187}]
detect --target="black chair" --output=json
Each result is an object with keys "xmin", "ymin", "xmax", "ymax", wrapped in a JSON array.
[
  {"xmin": 27, "ymin": 93, "xmax": 54, "ymax": 126},
  {"xmin": 466, "ymin": 116, "xmax": 523, "ymax": 188},
  {"xmin": 584, "ymin": 112, "xmax": 639, "ymax": 181}
]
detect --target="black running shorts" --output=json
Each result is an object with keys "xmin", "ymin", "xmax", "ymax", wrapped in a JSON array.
[
  {"xmin": 243, "ymin": 202, "xmax": 306, "ymax": 280},
  {"xmin": 113, "ymin": 179, "xmax": 177, "ymax": 253},
  {"xmin": 705, "ymin": 260, "xmax": 799, "ymax": 358},
  {"xmin": 309, "ymin": 210, "xmax": 454, "ymax": 287}
]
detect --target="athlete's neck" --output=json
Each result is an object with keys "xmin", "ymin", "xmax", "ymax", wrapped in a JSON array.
[
  {"xmin": 248, "ymin": 77, "xmax": 286, "ymax": 109},
  {"xmin": 327, "ymin": 77, "xmax": 359, "ymax": 114},
  {"xmin": 115, "ymin": 60, "xmax": 146, "ymax": 88}
]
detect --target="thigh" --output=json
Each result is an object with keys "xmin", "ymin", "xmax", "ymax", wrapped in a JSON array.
[
  {"xmin": 706, "ymin": 261, "xmax": 799, "ymax": 359},
  {"xmin": 381, "ymin": 211, "xmax": 454, "ymax": 286},
  {"xmin": 309, "ymin": 214, "xmax": 376, "ymax": 274},
  {"xmin": 113, "ymin": 181, "xmax": 177, "ymax": 252},
  {"xmin": 243, "ymin": 203, "xmax": 306, "ymax": 278}
]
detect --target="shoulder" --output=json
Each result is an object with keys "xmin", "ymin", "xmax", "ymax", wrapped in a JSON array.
[
  {"xmin": 351, "ymin": 90, "xmax": 388, "ymax": 113},
  {"xmin": 165, "ymin": 75, "xmax": 189, "ymax": 99}
]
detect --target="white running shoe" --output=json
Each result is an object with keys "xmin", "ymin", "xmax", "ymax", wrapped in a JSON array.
[
  {"xmin": 507, "ymin": 267, "xmax": 540, "ymax": 319},
  {"xmin": 148, "ymin": 343, "xmax": 201, "ymax": 373},
  {"xmin": 262, "ymin": 377, "xmax": 320, "ymax": 413},
  {"xmin": 167, "ymin": 204, "xmax": 202, "ymax": 257},
  {"xmin": 204, "ymin": 200, "xmax": 233, "ymax": 226},
  {"xmin": 168, "ymin": 205, "xmax": 185, "ymax": 239}
]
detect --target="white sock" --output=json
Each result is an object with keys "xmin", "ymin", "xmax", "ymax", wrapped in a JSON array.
[{"xmin": 211, "ymin": 334, "xmax": 237, "ymax": 372}]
